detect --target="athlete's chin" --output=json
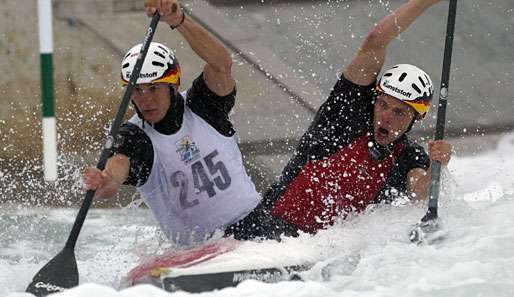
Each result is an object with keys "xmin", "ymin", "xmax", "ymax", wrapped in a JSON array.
[
  {"xmin": 143, "ymin": 117, "xmax": 158, "ymax": 124},
  {"xmin": 374, "ymin": 133, "xmax": 395, "ymax": 146},
  {"xmin": 375, "ymin": 136, "xmax": 390, "ymax": 146},
  {"xmin": 142, "ymin": 111, "xmax": 163, "ymax": 123}
]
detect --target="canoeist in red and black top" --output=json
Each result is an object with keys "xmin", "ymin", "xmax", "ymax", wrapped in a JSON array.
[{"xmin": 225, "ymin": 0, "xmax": 453, "ymax": 240}]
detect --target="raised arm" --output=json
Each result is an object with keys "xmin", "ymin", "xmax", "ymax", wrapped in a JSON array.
[
  {"xmin": 344, "ymin": 0, "xmax": 441, "ymax": 86},
  {"xmin": 147, "ymin": 0, "xmax": 234, "ymax": 96}
]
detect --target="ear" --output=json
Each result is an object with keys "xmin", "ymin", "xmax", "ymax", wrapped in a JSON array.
[{"xmin": 169, "ymin": 84, "xmax": 178, "ymax": 96}]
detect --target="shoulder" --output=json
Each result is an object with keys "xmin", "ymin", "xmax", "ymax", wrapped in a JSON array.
[
  {"xmin": 399, "ymin": 138, "xmax": 430, "ymax": 170},
  {"xmin": 320, "ymin": 74, "xmax": 377, "ymax": 115},
  {"xmin": 185, "ymin": 73, "xmax": 236, "ymax": 137},
  {"xmin": 186, "ymin": 73, "xmax": 236, "ymax": 107},
  {"xmin": 312, "ymin": 74, "xmax": 376, "ymax": 133},
  {"xmin": 113, "ymin": 122, "xmax": 153, "ymax": 157},
  {"xmin": 119, "ymin": 122, "xmax": 144, "ymax": 136},
  {"xmin": 375, "ymin": 138, "xmax": 429, "ymax": 203},
  {"xmin": 331, "ymin": 74, "xmax": 377, "ymax": 100},
  {"xmin": 116, "ymin": 122, "xmax": 151, "ymax": 145},
  {"xmin": 114, "ymin": 122, "xmax": 155, "ymax": 187}
]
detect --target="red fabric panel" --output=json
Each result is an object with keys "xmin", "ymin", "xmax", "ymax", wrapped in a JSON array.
[{"xmin": 272, "ymin": 134, "xmax": 405, "ymax": 233}]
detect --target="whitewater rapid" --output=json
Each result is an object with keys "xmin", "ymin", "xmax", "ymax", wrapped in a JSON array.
[{"xmin": 2, "ymin": 133, "xmax": 514, "ymax": 297}]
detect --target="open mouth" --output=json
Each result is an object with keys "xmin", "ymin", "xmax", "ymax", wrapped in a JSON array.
[
  {"xmin": 143, "ymin": 109, "xmax": 157, "ymax": 114},
  {"xmin": 377, "ymin": 127, "xmax": 389, "ymax": 137}
]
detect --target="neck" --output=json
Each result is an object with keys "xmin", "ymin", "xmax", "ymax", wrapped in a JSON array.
[
  {"xmin": 140, "ymin": 92, "xmax": 184, "ymax": 135},
  {"xmin": 369, "ymin": 132, "xmax": 405, "ymax": 161}
]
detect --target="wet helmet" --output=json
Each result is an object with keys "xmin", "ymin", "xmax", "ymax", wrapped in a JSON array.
[
  {"xmin": 376, "ymin": 64, "xmax": 434, "ymax": 119},
  {"xmin": 120, "ymin": 42, "xmax": 180, "ymax": 86}
]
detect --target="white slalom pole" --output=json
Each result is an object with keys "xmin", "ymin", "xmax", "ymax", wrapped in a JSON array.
[{"xmin": 38, "ymin": 0, "xmax": 58, "ymax": 181}]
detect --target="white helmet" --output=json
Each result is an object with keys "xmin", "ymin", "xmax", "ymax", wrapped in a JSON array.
[
  {"xmin": 120, "ymin": 42, "xmax": 180, "ymax": 86},
  {"xmin": 377, "ymin": 64, "xmax": 434, "ymax": 119}
]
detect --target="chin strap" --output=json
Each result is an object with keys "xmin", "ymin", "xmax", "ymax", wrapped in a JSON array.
[
  {"xmin": 131, "ymin": 99, "xmax": 146, "ymax": 128},
  {"xmin": 405, "ymin": 117, "xmax": 417, "ymax": 133}
]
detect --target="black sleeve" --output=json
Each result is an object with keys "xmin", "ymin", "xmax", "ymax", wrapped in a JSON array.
[
  {"xmin": 186, "ymin": 73, "xmax": 236, "ymax": 137},
  {"xmin": 376, "ymin": 141, "xmax": 431, "ymax": 203},
  {"xmin": 263, "ymin": 75, "xmax": 378, "ymax": 208},
  {"xmin": 315, "ymin": 74, "xmax": 377, "ymax": 126},
  {"xmin": 299, "ymin": 74, "xmax": 377, "ymax": 160},
  {"xmin": 112, "ymin": 123, "xmax": 154, "ymax": 187}
]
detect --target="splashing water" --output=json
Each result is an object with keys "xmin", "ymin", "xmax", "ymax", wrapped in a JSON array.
[{"xmin": 1, "ymin": 133, "xmax": 514, "ymax": 297}]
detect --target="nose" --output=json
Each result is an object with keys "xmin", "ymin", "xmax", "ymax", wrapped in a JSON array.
[
  {"xmin": 133, "ymin": 95, "xmax": 154, "ymax": 111},
  {"xmin": 140, "ymin": 91, "xmax": 153, "ymax": 100},
  {"xmin": 380, "ymin": 110, "xmax": 394, "ymax": 125}
]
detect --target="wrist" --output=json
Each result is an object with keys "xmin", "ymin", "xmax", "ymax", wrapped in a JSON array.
[{"xmin": 169, "ymin": 11, "xmax": 185, "ymax": 30}]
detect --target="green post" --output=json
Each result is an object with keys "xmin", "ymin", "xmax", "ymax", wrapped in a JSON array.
[{"xmin": 40, "ymin": 54, "xmax": 55, "ymax": 118}]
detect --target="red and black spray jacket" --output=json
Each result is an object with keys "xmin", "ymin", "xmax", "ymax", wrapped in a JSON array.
[{"xmin": 263, "ymin": 75, "xmax": 430, "ymax": 234}]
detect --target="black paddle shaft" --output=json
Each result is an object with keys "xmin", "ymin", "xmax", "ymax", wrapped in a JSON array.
[
  {"xmin": 26, "ymin": 12, "xmax": 161, "ymax": 296},
  {"xmin": 66, "ymin": 12, "xmax": 161, "ymax": 248},
  {"xmin": 423, "ymin": 0, "xmax": 458, "ymax": 222}
]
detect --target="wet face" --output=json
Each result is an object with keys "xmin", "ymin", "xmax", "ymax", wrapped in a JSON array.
[
  {"xmin": 131, "ymin": 83, "xmax": 171, "ymax": 123},
  {"xmin": 373, "ymin": 93, "xmax": 416, "ymax": 145}
]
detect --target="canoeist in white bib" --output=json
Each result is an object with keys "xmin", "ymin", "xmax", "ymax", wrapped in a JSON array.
[{"xmin": 83, "ymin": 0, "xmax": 260, "ymax": 246}]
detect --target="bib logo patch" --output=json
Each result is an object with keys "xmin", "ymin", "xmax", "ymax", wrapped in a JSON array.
[{"xmin": 176, "ymin": 135, "xmax": 201, "ymax": 164}]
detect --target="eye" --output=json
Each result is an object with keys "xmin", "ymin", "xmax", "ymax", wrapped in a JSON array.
[
  {"xmin": 393, "ymin": 108, "xmax": 406, "ymax": 117},
  {"xmin": 379, "ymin": 100, "xmax": 388, "ymax": 109},
  {"xmin": 134, "ymin": 86, "xmax": 143, "ymax": 94}
]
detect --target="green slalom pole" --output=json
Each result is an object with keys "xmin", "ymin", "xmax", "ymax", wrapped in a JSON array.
[{"xmin": 38, "ymin": 0, "xmax": 57, "ymax": 181}]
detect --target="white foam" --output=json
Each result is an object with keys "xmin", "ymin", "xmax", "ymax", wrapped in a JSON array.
[{"xmin": 3, "ymin": 133, "xmax": 514, "ymax": 297}]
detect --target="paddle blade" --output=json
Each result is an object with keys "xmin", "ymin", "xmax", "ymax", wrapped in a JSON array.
[
  {"xmin": 409, "ymin": 217, "xmax": 447, "ymax": 245},
  {"xmin": 26, "ymin": 247, "xmax": 78, "ymax": 296}
]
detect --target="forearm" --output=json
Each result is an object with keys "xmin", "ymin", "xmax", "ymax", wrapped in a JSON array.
[
  {"xmin": 147, "ymin": 0, "xmax": 234, "ymax": 94},
  {"xmin": 97, "ymin": 155, "xmax": 130, "ymax": 199},
  {"xmin": 407, "ymin": 139, "xmax": 453, "ymax": 201},
  {"xmin": 407, "ymin": 167, "xmax": 431, "ymax": 202},
  {"xmin": 345, "ymin": 0, "xmax": 439, "ymax": 85},
  {"xmin": 175, "ymin": 14, "xmax": 232, "ymax": 73},
  {"xmin": 106, "ymin": 155, "xmax": 130, "ymax": 184},
  {"xmin": 366, "ymin": 0, "xmax": 438, "ymax": 49}
]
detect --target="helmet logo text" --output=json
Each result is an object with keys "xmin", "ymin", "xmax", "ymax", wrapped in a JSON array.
[
  {"xmin": 382, "ymin": 80, "xmax": 412, "ymax": 98},
  {"xmin": 126, "ymin": 71, "xmax": 158, "ymax": 79}
]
